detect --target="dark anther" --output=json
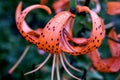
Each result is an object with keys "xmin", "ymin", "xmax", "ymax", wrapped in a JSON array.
[{"xmin": 70, "ymin": 7, "xmax": 76, "ymax": 14}]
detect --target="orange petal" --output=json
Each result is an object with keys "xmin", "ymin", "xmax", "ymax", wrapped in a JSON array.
[
  {"xmin": 118, "ymin": 34, "xmax": 120, "ymax": 38},
  {"xmin": 40, "ymin": 0, "xmax": 48, "ymax": 5},
  {"xmin": 52, "ymin": 0, "xmax": 69, "ymax": 13},
  {"xmin": 16, "ymin": 2, "xmax": 52, "ymax": 45},
  {"xmin": 108, "ymin": 28, "xmax": 120, "ymax": 57},
  {"xmin": 107, "ymin": 2, "xmax": 120, "ymax": 15},
  {"xmin": 88, "ymin": 50, "xmax": 120, "ymax": 72},
  {"xmin": 36, "ymin": 11, "xmax": 75, "ymax": 54},
  {"xmin": 61, "ymin": 6, "xmax": 105, "ymax": 55}
]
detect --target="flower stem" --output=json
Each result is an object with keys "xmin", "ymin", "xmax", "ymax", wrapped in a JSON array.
[{"xmin": 8, "ymin": 45, "xmax": 30, "ymax": 74}]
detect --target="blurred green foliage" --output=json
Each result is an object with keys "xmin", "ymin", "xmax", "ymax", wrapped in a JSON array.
[{"xmin": 0, "ymin": 0, "xmax": 120, "ymax": 80}]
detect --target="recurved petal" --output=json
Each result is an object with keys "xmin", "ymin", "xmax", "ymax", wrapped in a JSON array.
[
  {"xmin": 107, "ymin": 2, "xmax": 120, "ymax": 15},
  {"xmin": 16, "ymin": 2, "xmax": 52, "ymax": 45},
  {"xmin": 108, "ymin": 28, "xmax": 120, "ymax": 57},
  {"xmin": 88, "ymin": 49, "xmax": 120, "ymax": 72},
  {"xmin": 62, "ymin": 6, "xmax": 105, "ymax": 55},
  {"xmin": 36, "ymin": 11, "xmax": 75, "ymax": 54}
]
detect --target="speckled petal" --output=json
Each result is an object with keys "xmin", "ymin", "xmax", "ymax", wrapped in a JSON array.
[
  {"xmin": 108, "ymin": 28, "xmax": 120, "ymax": 57},
  {"xmin": 36, "ymin": 11, "xmax": 75, "ymax": 54},
  {"xmin": 88, "ymin": 49, "xmax": 120, "ymax": 72},
  {"xmin": 16, "ymin": 2, "xmax": 51, "ymax": 45},
  {"xmin": 107, "ymin": 2, "xmax": 120, "ymax": 15},
  {"xmin": 61, "ymin": 6, "xmax": 105, "ymax": 55}
]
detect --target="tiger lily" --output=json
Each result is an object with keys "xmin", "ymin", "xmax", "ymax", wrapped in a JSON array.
[
  {"xmin": 107, "ymin": 2, "xmax": 120, "ymax": 15},
  {"xmin": 88, "ymin": 28, "xmax": 120, "ymax": 72},
  {"xmin": 14, "ymin": 2, "xmax": 105, "ymax": 80}
]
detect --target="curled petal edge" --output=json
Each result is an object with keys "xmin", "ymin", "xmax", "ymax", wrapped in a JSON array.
[{"xmin": 16, "ymin": 2, "xmax": 52, "ymax": 45}]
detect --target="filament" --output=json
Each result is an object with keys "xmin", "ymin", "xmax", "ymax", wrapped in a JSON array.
[
  {"xmin": 24, "ymin": 54, "xmax": 51, "ymax": 75},
  {"xmin": 51, "ymin": 54, "xmax": 56, "ymax": 80},
  {"xmin": 63, "ymin": 54, "xmax": 83, "ymax": 73},
  {"xmin": 56, "ymin": 55, "xmax": 60, "ymax": 80},
  {"xmin": 8, "ymin": 45, "xmax": 30, "ymax": 74},
  {"xmin": 60, "ymin": 53, "xmax": 81, "ymax": 80}
]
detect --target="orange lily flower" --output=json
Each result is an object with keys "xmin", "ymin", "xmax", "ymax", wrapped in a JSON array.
[
  {"xmin": 16, "ymin": 3, "xmax": 105, "ymax": 56},
  {"xmin": 14, "ymin": 2, "xmax": 105, "ymax": 79},
  {"xmin": 107, "ymin": 2, "xmax": 120, "ymax": 15},
  {"xmin": 88, "ymin": 28, "xmax": 120, "ymax": 72}
]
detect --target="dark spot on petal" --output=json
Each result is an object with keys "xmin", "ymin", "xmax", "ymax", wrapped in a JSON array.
[
  {"xmin": 48, "ymin": 28, "xmax": 50, "ymax": 30},
  {"xmin": 94, "ymin": 45, "xmax": 96, "ymax": 47},
  {"xmin": 95, "ymin": 36, "xmax": 97, "ymax": 39},
  {"xmin": 47, "ymin": 45, "xmax": 50, "ymax": 47},
  {"xmin": 38, "ymin": 42, "xmax": 40, "ymax": 44},
  {"xmin": 97, "ymin": 40, "xmax": 99, "ymax": 42},
  {"xmin": 56, "ymin": 48, "xmax": 58, "ymax": 50},
  {"xmin": 98, "ymin": 25, "xmax": 101, "ymax": 29},
  {"xmin": 52, "ymin": 45, "xmax": 54, "ymax": 48},
  {"xmin": 59, "ymin": 30, "xmax": 61, "ymax": 33},
  {"xmin": 49, "ymin": 22, "xmax": 51, "ymax": 24},
  {"xmin": 83, "ymin": 50, "xmax": 86, "ymax": 53},
  {"xmin": 96, "ymin": 28, "xmax": 97, "ymax": 30},
  {"xmin": 56, "ymin": 43, "xmax": 59, "ymax": 46},
  {"xmin": 51, "ymin": 38, "xmax": 53, "ymax": 41},
  {"xmin": 51, "ymin": 49, "xmax": 54, "ymax": 51},
  {"xmin": 21, "ymin": 31, "xmax": 24, "ymax": 33},
  {"xmin": 53, "ymin": 29, "xmax": 55, "ymax": 31},
  {"xmin": 100, "ymin": 32, "xmax": 102, "ymax": 35},
  {"xmin": 42, "ymin": 35, "xmax": 45, "ymax": 37},
  {"xmin": 41, "ymin": 32, "xmax": 43, "ymax": 35},
  {"xmin": 57, "ymin": 38, "xmax": 59, "ymax": 41}
]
